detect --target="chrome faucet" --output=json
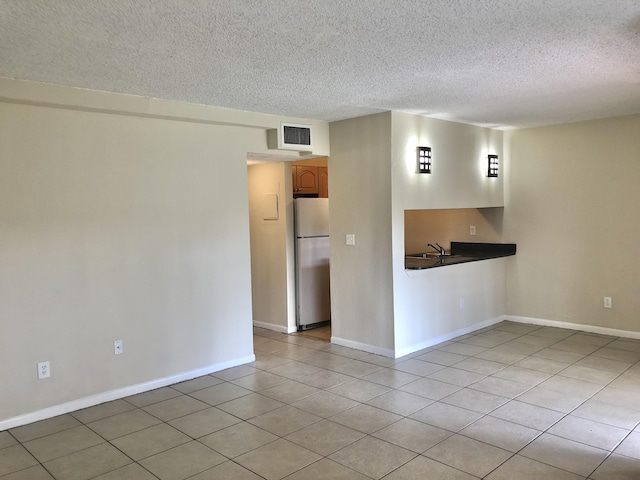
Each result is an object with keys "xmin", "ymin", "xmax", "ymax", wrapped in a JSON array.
[{"xmin": 428, "ymin": 243, "xmax": 446, "ymax": 256}]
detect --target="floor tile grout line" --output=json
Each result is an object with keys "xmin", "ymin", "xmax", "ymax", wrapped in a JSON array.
[
  {"xmin": 217, "ymin": 358, "xmax": 637, "ymax": 478},
  {"xmin": 388, "ymin": 327, "xmax": 637, "ymax": 477},
  {"xmin": 262, "ymin": 346, "xmax": 630, "ymax": 476},
  {"xmin": 482, "ymin": 373, "xmax": 625, "ymax": 479},
  {"xmin": 464, "ymin": 343, "xmax": 620, "ymax": 480}
]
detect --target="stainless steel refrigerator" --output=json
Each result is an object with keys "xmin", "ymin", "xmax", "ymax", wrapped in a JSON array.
[{"xmin": 294, "ymin": 198, "xmax": 331, "ymax": 330}]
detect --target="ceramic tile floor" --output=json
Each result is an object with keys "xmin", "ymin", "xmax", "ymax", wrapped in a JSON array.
[
  {"xmin": 2, "ymin": 321, "xmax": 640, "ymax": 479},
  {"xmin": 292, "ymin": 325, "xmax": 331, "ymax": 342}
]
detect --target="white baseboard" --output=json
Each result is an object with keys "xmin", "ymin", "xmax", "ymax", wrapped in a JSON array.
[
  {"xmin": 332, "ymin": 316, "xmax": 508, "ymax": 359},
  {"xmin": 394, "ymin": 315, "xmax": 507, "ymax": 359},
  {"xmin": 0, "ymin": 354, "xmax": 255, "ymax": 431},
  {"xmin": 259, "ymin": 315, "xmax": 640, "ymax": 363},
  {"xmin": 253, "ymin": 321, "xmax": 297, "ymax": 334},
  {"xmin": 330, "ymin": 336, "xmax": 396, "ymax": 358},
  {"xmin": 507, "ymin": 315, "xmax": 640, "ymax": 340}
]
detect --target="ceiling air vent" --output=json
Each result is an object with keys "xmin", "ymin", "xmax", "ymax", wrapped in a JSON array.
[{"xmin": 267, "ymin": 123, "xmax": 313, "ymax": 151}]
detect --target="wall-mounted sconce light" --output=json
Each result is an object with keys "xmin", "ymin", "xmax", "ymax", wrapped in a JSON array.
[
  {"xmin": 487, "ymin": 154, "xmax": 499, "ymax": 177},
  {"xmin": 417, "ymin": 146, "xmax": 432, "ymax": 174}
]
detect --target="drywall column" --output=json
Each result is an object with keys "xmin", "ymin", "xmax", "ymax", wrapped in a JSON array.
[{"xmin": 328, "ymin": 113, "xmax": 395, "ymax": 355}]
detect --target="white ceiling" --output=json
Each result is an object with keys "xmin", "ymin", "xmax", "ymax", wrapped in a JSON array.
[{"xmin": 1, "ymin": 1, "xmax": 639, "ymax": 129}]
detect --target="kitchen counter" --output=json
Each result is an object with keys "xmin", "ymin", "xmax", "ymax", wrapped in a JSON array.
[{"xmin": 405, "ymin": 242, "xmax": 516, "ymax": 270}]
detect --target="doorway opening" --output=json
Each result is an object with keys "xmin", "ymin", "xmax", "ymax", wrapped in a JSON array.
[{"xmin": 246, "ymin": 154, "xmax": 331, "ymax": 337}]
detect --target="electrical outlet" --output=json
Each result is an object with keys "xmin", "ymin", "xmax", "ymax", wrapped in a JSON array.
[
  {"xmin": 459, "ymin": 298, "xmax": 465, "ymax": 310},
  {"xmin": 604, "ymin": 297, "xmax": 612, "ymax": 309},
  {"xmin": 470, "ymin": 226, "xmax": 477, "ymax": 236},
  {"xmin": 114, "ymin": 340, "xmax": 123, "ymax": 355},
  {"xmin": 346, "ymin": 234, "xmax": 355, "ymax": 246},
  {"xmin": 37, "ymin": 361, "xmax": 50, "ymax": 380}
]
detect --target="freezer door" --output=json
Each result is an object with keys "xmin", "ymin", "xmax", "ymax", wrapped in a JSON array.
[
  {"xmin": 295, "ymin": 198, "xmax": 329, "ymax": 237},
  {"xmin": 296, "ymin": 236, "xmax": 331, "ymax": 327}
]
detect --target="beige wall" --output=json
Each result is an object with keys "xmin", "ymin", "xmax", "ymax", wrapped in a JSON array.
[
  {"xmin": 329, "ymin": 113, "xmax": 395, "ymax": 354},
  {"xmin": 0, "ymin": 79, "xmax": 330, "ymax": 428},
  {"xmin": 404, "ymin": 207, "xmax": 504, "ymax": 254},
  {"xmin": 504, "ymin": 114, "xmax": 640, "ymax": 335},
  {"xmin": 0, "ymin": 78, "xmax": 331, "ymax": 158},
  {"xmin": 247, "ymin": 162, "xmax": 296, "ymax": 332}
]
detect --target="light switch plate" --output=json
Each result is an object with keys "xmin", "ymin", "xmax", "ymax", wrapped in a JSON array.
[{"xmin": 346, "ymin": 234, "xmax": 355, "ymax": 246}]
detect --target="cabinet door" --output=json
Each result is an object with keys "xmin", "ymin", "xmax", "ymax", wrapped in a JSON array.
[
  {"xmin": 293, "ymin": 165, "xmax": 319, "ymax": 195},
  {"xmin": 318, "ymin": 166, "xmax": 329, "ymax": 198}
]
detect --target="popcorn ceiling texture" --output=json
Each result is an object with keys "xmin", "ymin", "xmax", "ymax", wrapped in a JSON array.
[{"xmin": 0, "ymin": 0, "xmax": 639, "ymax": 128}]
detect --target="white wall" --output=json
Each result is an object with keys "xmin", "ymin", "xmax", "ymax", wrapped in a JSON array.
[
  {"xmin": 390, "ymin": 112, "xmax": 506, "ymax": 355},
  {"xmin": 395, "ymin": 259, "xmax": 508, "ymax": 356},
  {"xmin": 328, "ymin": 113, "xmax": 395, "ymax": 355},
  {"xmin": 504, "ymin": 114, "xmax": 640, "ymax": 336},
  {"xmin": 247, "ymin": 162, "xmax": 296, "ymax": 332},
  {"xmin": 0, "ymin": 79, "xmax": 329, "ymax": 428},
  {"xmin": 328, "ymin": 111, "xmax": 506, "ymax": 357},
  {"xmin": 390, "ymin": 112, "xmax": 504, "ymax": 211}
]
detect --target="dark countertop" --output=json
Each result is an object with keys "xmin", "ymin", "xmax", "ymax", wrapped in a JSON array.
[{"xmin": 405, "ymin": 242, "xmax": 516, "ymax": 270}]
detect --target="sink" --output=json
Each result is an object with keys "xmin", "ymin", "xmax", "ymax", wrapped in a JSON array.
[
  {"xmin": 405, "ymin": 253, "xmax": 461, "ymax": 259},
  {"xmin": 405, "ymin": 253, "xmax": 439, "ymax": 259}
]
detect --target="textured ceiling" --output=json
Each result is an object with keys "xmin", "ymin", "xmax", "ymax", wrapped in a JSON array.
[{"xmin": 1, "ymin": 1, "xmax": 639, "ymax": 129}]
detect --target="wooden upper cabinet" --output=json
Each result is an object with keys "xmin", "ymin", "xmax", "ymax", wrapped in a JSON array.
[
  {"xmin": 293, "ymin": 164, "xmax": 329, "ymax": 197},
  {"xmin": 318, "ymin": 167, "xmax": 328, "ymax": 198},
  {"xmin": 293, "ymin": 165, "xmax": 318, "ymax": 195}
]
